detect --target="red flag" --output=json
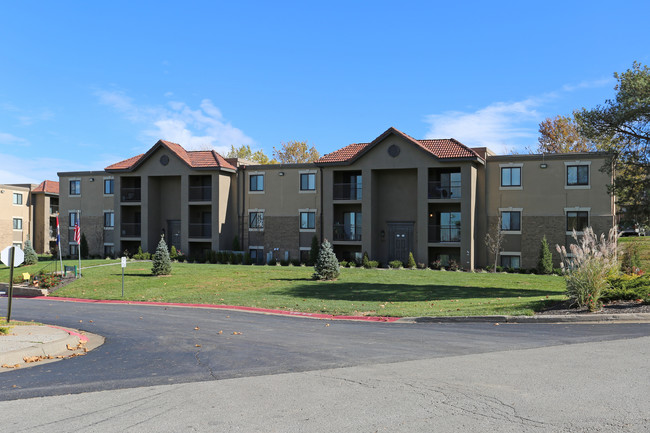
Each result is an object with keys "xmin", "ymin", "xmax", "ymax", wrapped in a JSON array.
[
  {"xmin": 56, "ymin": 216, "xmax": 61, "ymax": 245},
  {"xmin": 74, "ymin": 222, "xmax": 81, "ymax": 244}
]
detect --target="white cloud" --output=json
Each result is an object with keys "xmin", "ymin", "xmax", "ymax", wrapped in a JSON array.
[
  {"xmin": 0, "ymin": 132, "xmax": 30, "ymax": 146},
  {"xmin": 424, "ymin": 98, "xmax": 541, "ymax": 153},
  {"xmin": 96, "ymin": 90, "xmax": 254, "ymax": 153},
  {"xmin": 562, "ymin": 77, "xmax": 613, "ymax": 92},
  {"xmin": 0, "ymin": 153, "xmax": 87, "ymax": 184}
]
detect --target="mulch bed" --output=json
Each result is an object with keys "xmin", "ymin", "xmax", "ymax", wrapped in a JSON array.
[{"xmin": 537, "ymin": 299, "xmax": 650, "ymax": 315}]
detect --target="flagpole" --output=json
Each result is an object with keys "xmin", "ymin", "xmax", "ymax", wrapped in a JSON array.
[{"xmin": 77, "ymin": 211, "xmax": 81, "ymax": 278}]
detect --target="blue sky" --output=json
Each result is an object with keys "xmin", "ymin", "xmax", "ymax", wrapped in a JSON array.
[{"xmin": 1, "ymin": 1, "xmax": 648, "ymax": 183}]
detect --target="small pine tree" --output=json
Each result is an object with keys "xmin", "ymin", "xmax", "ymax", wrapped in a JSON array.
[
  {"xmin": 537, "ymin": 236, "xmax": 553, "ymax": 274},
  {"xmin": 313, "ymin": 240, "xmax": 340, "ymax": 280},
  {"xmin": 170, "ymin": 245, "xmax": 178, "ymax": 260},
  {"xmin": 407, "ymin": 252, "xmax": 416, "ymax": 269},
  {"xmin": 80, "ymin": 233, "xmax": 89, "ymax": 259},
  {"xmin": 152, "ymin": 234, "xmax": 172, "ymax": 275},
  {"xmin": 362, "ymin": 251, "xmax": 370, "ymax": 268},
  {"xmin": 309, "ymin": 235, "xmax": 319, "ymax": 265},
  {"xmin": 232, "ymin": 235, "xmax": 240, "ymax": 251},
  {"xmin": 23, "ymin": 238, "xmax": 38, "ymax": 265}
]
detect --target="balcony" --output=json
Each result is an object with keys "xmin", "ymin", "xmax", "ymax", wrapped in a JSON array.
[
  {"xmin": 333, "ymin": 183, "xmax": 362, "ymax": 200},
  {"xmin": 189, "ymin": 223, "xmax": 212, "ymax": 239},
  {"xmin": 49, "ymin": 205, "xmax": 59, "ymax": 214},
  {"xmin": 428, "ymin": 224, "xmax": 461, "ymax": 243},
  {"xmin": 189, "ymin": 186, "xmax": 211, "ymax": 201},
  {"xmin": 121, "ymin": 223, "xmax": 141, "ymax": 237},
  {"xmin": 428, "ymin": 181, "xmax": 461, "ymax": 199},
  {"xmin": 333, "ymin": 224, "xmax": 362, "ymax": 241},
  {"xmin": 121, "ymin": 187, "xmax": 141, "ymax": 202}
]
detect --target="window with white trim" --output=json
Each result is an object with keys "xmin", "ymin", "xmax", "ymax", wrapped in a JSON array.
[
  {"xmin": 567, "ymin": 165, "xmax": 589, "ymax": 186},
  {"xmin": 501, "ymin": 167, "xmax": 521, "ymax": 187},
  {"xmin": 566, "ymin": 210, "xmax": 589, "ymax": 232},
  {"xmin": 13, "ymin": 218, "xmax": 22, "ymax": 230},
  {"xmin": 69, "ymin": 211, "xmax": 79, "ymax": 227},
  {"xmin": 104, "ymin": 179, "xmax": 114, "ymax": 195},
  {"xmin": 250, "ymin": 174, "xmax": 264, "ymax": 192},
  {"xmin": 69, "ymin": 180, "xmax": 81, "ymax": 195},
  {"xmin": 300, "ymin": 211, "xmax": 316, "ymax": 230},
  {"xmin": 500, "ymin": 255, "xmax": 520, "ymax": 269},
  {"xmin": 249, "ymin": 211, "xmax": 264, "ymax": 229},
  {"xmin": 104, "ymin": 211, "xmax": 115, "ymax": 228},
  {"xmin": 300, "ymin": 173, "xmax": 316, "ymax": 191},
  {"xmin": 70, "ymin": 244, "xmax": 78, "ymax": 256},
  {"xmin": 501, "ymin": 211, "xmax": 521, "ymax": 232},
  {"xmin": 12, "ymin": 193, "xmax": 23, "ymax": 205}
]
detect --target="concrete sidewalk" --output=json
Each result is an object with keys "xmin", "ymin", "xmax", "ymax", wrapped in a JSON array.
[{"xmin": 0, "ymin": 325, "xmax": 98, "ymax": 371}]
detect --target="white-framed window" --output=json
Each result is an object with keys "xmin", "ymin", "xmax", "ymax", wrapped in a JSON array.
[
  {"xmin": 300, "ymin": 210, "xmax": 316, "ymax": 231},
  {"xmin": 12, "ymin": 242, "xmax": 22, "ymax": 249},
  {"xmin": 69, "ymin": 244, "xmax": 78, "ymax": 256},
  {"xmin": 69, "ymin": 211, "xmax": 79, "ymax": 228},
  {"xmin": 249, "ymin": 210, "xmax": 264, "ymax": 230},
  {"xmin": 300, "ymin": 172, "xmax": 316, "ymax": 191},
  {"xmin": 104, "ymin": 178, "xmax": 114, "ymax": 195},
  {"xmin": 500, "ymin": 253, "xmax": 521, "ymax": 269},
  {"xmin": 249, "ymin": 173, "xmax": 264, "ymax": 192},
  {"xmin": 69, "ymin": 179, "xmax": 81, "ymax": 196},
  {"xmin": 499, "ymin": 208, "xmax": 522, "ymax": 234},
  {"xmin": 13, "ymin": 218, "xmax": 22, "ymax": 230},
  {"xmin": 566, "ymin": 162, "xmax": 590, "ymax": 188},
  {"xmin": 104, "ymin": 211, "xmax": 115, "ymax": 228},
  {"xmin": 12, "ymin": 193, "xmax": 23, "ymax": 205},
  {"xmin": 565, "ymin": 207, "xmax": 590, "ymax": 233},
  {"xmin": 104, "ymin": 244, "xmax": 115, "ymax": 257},
  {"xmin": 249, "ymin": 246, "xmax": 264, "ymax": 264},
  {"xmin": 500, "ymin": 164, "xmax": 522, "ymax": 189}
]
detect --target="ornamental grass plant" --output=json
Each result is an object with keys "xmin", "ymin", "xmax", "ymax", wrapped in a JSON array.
[{"xmin": 556, "ymin": 227, "xmax": 618, "ymax": 311}]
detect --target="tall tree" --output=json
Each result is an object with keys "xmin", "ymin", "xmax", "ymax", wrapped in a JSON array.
[
  {"xmin": 272, "ymin": 141, "xmax": 320, "ymax": 163},
  {"xmin": 575, "ymin": 61, "xmax": 650, "ymax": 226},
  {"xmin": 537, "ymin": 115, "xmax": 593, "ymax": 153},
  {"xmin": 226, "ymin": 145, "xmax": 276, "ymax": 164}
]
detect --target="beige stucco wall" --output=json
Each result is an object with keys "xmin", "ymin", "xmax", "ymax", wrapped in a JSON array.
[
  {"xmin": 0, "ymin": 184, "xmax": 33, "ymax": 250},
  {"xmin": 31, "ymin": 193, "xmax": 58, "ymax": 254}
]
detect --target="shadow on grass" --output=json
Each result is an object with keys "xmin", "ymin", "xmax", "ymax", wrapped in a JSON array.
[
  {"xmin": 111, "ymin": 273, "xmax": 156, "ymax": 278},
  {"xmin": 274, "ymin": 282, "xmax": 561, "ymax": 302},
  {"xmin": 271, "ymin": 278, "xmax": 313, "ymax": 282}
]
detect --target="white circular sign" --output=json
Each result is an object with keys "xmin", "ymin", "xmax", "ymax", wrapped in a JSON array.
[{"xmin": 1, "ymin": 246, "xmax": 25, "ymax": 267}]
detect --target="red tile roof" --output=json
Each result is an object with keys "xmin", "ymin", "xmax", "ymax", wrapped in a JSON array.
[
  {"xmin": 105, "ymin": 140, "xmax": 236, "ymax": 172},
  {"xmin": 32, "ymin": 180, "xmax": 59, "ymax": 194},
  {"xmin": 317, "ymin": 127, "xmax": 481, "ymax": 164}
]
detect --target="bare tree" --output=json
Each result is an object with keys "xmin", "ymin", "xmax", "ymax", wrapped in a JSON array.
[{"xmin": 485, "ymin": 215, "xmax": 504, "ymax": 272}]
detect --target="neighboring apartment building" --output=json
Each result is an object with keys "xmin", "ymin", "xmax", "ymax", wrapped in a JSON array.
[
  {"xmin": 0, "ymin": 180, "xmax": 59, "ymax": 254},
  {"xmin": 57, "ymin": 127, "xmax": 615, "ymax": 269}
]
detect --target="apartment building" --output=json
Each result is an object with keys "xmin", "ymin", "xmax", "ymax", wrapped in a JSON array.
[
  {"xmin": 0, "ymin": 180, "xmax": 59, "ymax": 254},
  {"xmin": 57, "ymin": 127, "xmax": 615, "ymax": 269}
]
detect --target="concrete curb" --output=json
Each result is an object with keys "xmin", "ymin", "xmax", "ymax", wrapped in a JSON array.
[
  {"xmin": 0, "ymin": 325, "xmax": 90, "ymax": 368},
  {"xmin": 398, "ymin": 313, "xmax": 650, "ymax": 324}
]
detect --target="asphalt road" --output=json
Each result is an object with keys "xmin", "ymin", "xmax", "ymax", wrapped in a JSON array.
[{"xmin": 1, "ymin": 297, "xmax": 649, "ymax": 404}]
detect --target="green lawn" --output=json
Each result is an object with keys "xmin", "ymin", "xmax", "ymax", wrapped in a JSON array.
[{"xmin": 36, "ymin": 262, "xmax": 567, "ymax": 317}]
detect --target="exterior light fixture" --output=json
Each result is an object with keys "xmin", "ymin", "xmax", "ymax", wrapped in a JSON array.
[
  {"xmin": 540, "ymin": 164, "xmax": 548, "ymax": 169},
  {"xmin": 278, "ymin": 172, "xmax": 285, "ymax": 176}
]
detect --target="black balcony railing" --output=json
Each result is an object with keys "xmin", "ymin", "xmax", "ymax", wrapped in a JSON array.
[
  {"xmin": 121, "ymin": 188, "xmax": 141, "ymax": 202},
  {"xmin": 428, "ymin": 181, "xmax": 461, "ymax": 199},
  {"xmin": 333, "ymin": 224, "xmax": 362, "ymax": 241},
  {"xmin": 333, "ymin": 183, "xmax": 362, "ymax": 200},
  {"xmin": 121, "ymin": 223, "xmax": 141, "ymax": 237},
  {"xmin": 50, "ymin": 205, "xmax": 59, "ymax": 214},
  {"xmin": 189, "ymin": 186, "xmax": 211, "ymax": 201},
  {"xmin": 189, "ymin": 223, "xmax": 212, "ymax": 238},
  {"xmin": 428, "ymin": 224, "xmax": 461, "ymax": 243}
]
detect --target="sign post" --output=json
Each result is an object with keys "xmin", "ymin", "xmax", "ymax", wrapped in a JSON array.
[
  {"xmin": 1, "ymin": 246, "xmax": 25, "ymax": 323},
  {"xmin": 121, "ymin": 256, "xmax": 127, "ymax": 297}
]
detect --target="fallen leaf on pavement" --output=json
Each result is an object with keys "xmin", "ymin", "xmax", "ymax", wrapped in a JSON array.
[{"xmin": 232, "ymin": 332, "xmax": 242, "ymax": 335}]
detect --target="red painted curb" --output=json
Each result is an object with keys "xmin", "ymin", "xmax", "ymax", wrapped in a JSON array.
[
  {"xmin": 32, "ymin": 297, "xmax": 400, "ymax": 323},
  {"xmin": 46, "ymin": 324, "xmax": 89, "ymax": 342}
]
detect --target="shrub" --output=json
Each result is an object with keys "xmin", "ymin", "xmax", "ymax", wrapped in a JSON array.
[
  {"xmin": 367, "ymin": 260, "xmax": 379, "ymax": 269},
  {"xmin": 556, "ymin": 227, "xmax": 618, "ymax": 311},
  {"xmin": 448, "ymin": 259, "xmax": 459, "ymax": 271},
  {"xmin": 170, "ymin": 246, "xmax": 178, "ymax": 260},
  {"xmin": 268, "ymin": 258, "xmax": 277, "ymax": 266},
  {"xmin": 339, "ymin": 260, "xmax": 348, "ymax": 268},
  {"xmin": 620, "ymin": 241, "xmax": 642, "ymax": 275},
  {"xmin": 23, "ymin": 239, "xmax": 38, "ymax": 265},
  {"xmin": 496, "ymin": 265, "xmax": 504, "ymax": 272},
  {"xmin": 36, "ymin": 272, "xmax": 61, "ymax": 289},
  {"xmin": 407, "ymin": 252, "xmax": 416, "ymax": 269},
  {"xmin": 389, "ymin": 260, "xmax": 403, "ymax": 269},
  {"xmin": 537, "ymin": 236, "xmax": 553, "ymax": 275},
  {"xmin": 362, "ymin": 251, "xmax": 370, "ymax": 268},
  {"xmin": 348, "ymin": 261, "xmax": 356, "ymax": 268},
  {"xmin": 280, "ymin": 259, "xmax": 289, "ymax": 266},
  {"xmin": 417, "ymin": 262, "xmax": 427, "ymax": 269},
  {"xmin": 232, "ymin": 235, "xmax": 240, "ymax": 252},
  {"xmin": 430, "ymin": 260, "xmax": 442, "ymax": 270},
  {"xmin": 151, "ymin": 234, "xmax": 172, "ymax": 276},
  {"xmin": 243, "ymin": 252, "xmax": 252, "ymax": 265},
  {"xmin": 291, "ymin": 259, "xmax": 301, "ymax": 266},
  {"xmin": 309, "ymin": 235, "xmax": 319, "ymax": 266},
  {"xmin": 313, "ymin": 240, "xmax": 340, "ymax": 280},
  {"xmin": 177, "ymin": 254, "xmax": 187, "ymax": 263}
]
